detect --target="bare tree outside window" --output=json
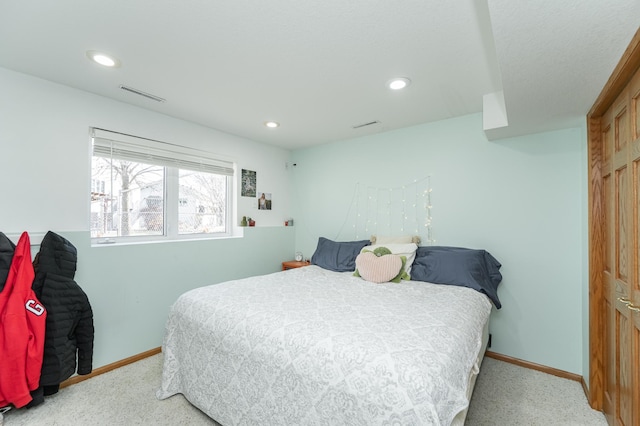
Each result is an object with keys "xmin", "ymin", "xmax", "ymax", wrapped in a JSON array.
[{"xmin": 91, "ymin": 157, "xmax": 164, "ymax": 238}]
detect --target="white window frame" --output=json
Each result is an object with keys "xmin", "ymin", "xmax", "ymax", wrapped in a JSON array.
[{"xmin": 90, "ymin": 128, "xmax": 235, "ymax": 245}]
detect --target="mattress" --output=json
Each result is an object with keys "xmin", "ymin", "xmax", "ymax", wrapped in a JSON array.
[{"xmin": 157, "ymin": 265, "xmax": 492, "ymax": 425}]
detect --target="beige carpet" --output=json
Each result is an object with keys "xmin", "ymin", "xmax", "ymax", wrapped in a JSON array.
[
  {"xmin": 466, "ymin": 357, "xmax": 606, "ymax": 425},
  {"xmin": 2, "ymin": 354, "xmax": 606, "ymax": 425}
]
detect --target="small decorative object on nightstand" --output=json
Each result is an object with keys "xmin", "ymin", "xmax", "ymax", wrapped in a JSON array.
[
  {"xmin": 282, "ymin": 259, "xmax": 311, "ymax": 271},
  {"xmin": 295, "ymin": 251, "xmax": 303, "ymax": 261}
]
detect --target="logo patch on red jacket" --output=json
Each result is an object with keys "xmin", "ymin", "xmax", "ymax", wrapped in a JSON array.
[{"xmin": 25, "ymin": 300, "xmax": 45, "ymax": 316}]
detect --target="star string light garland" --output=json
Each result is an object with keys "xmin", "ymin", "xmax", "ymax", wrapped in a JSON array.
[{"xmin": 337, "ymin": 176, "xmax": 434, "ymax": 244}]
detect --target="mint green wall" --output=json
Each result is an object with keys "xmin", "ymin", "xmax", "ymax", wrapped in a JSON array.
[
  {"xmin": 581, "ymin": 133, "xmax": 590, "ymax": 385},
  {"xmin": 291, "ymin": 113, "xmax": 588, "ymax": 375}
]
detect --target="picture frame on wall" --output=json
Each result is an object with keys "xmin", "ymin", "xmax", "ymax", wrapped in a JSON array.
[
  {"xmin": 241, "ymin": 169, "xmax": 256, "ymax": 197},
  {"xmin": 258, "ymin": 192, "xmax": 272, "ymax": 210}
]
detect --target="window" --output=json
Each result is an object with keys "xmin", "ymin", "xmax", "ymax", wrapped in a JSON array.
[
  {"xmin": 90, "ymin": 128, "xmax": 234, "ymax": 242},
  {"xmin": 177, "ymin": 170, "xmax": 228, "ymax": 234}
]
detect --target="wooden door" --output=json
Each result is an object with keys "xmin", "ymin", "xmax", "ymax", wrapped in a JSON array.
[
  {"xmin": 599, "ymin": 59, "xmax": 640, "ymax": 426},
  {"xmin": 588, "ymin": 27, "xmax": 640, "ymax": 426},
  {"xmin": 628, "ymin": 68, "xmax": 640, "ymax": 426}
]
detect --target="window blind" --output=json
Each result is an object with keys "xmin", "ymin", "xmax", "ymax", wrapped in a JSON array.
[{"xmin": 91, "ymin": 128, "xmax": 234, "ymax": 176}]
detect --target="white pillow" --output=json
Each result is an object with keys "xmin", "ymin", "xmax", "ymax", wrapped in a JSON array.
[
  {"xmin": 372, "ymin": 235, "xmax": 421, "ymax": 245},
  {"xmin": 364, "ymin": 243, "xmax": 418, "ymax": 275}
]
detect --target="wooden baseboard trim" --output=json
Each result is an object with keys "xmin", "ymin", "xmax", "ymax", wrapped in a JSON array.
[
  {"xmin": 581, "ymin": 376, "xmax": 589, "ymax": 400},
  {"xmin": 485, "ymin": 350, "xmax": 583, "ymax": 383},
  {"xmin": 59, "ymin": 346, "xmax": 162, "ymax": 389}
]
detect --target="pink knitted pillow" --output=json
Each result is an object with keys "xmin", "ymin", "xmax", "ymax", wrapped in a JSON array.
[{"xmin": 355, "ymin": 252, "xmax": 403, "ymax": 283}]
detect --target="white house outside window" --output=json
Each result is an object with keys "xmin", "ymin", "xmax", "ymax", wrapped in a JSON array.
[{"xmin": 90, "ymin": 128, "xmax": 234, "ymax": 243}]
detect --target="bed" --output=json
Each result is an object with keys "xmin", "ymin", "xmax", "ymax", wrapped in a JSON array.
[{"xmin": 157, "ymin": 240, "xmax": 502, "ymax": 425}]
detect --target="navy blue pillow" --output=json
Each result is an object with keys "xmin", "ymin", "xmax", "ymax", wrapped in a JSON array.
[
  {"xmin": 311, "ymin": 237, "xmax": 371, "ymax": 272},
  {"xmin": 412, "ymin": 246, "xmax": 503, "ymax": 308}
]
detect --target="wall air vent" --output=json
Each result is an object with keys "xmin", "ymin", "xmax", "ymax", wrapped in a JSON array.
[
  {"xmin": 119, "ymin": 85, "xmax": 166, "ymax": 103},
  {"xmin": 352, "ymin": 120, "xmax": 380, "ymax": 129}
]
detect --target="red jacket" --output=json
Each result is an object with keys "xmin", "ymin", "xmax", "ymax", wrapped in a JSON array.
[{"xmin": 0, "ymin": 232, "xmax": 47, "ymax": 408}]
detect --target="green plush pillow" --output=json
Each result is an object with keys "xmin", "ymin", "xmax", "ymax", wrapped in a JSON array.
[{"xmin": 353, "ymin": 247, "xmax": 410, "ymax": 283}]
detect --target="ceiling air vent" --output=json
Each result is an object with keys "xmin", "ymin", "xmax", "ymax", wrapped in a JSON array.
[
  {"xmin": 352, "ymin": 120, "xmax": 380, "ymax": 129},
  {"xmin": 119, "ymin": 85, "xmax": 166, "ymax": 103}
]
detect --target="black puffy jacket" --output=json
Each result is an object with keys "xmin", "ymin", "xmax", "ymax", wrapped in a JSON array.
[
  {"xmin": 0, "ymin": 232, "xmax": 15, "ymax": 292},
  {"xmin": 31, "ymin": 231, "xmax": 94, "ymax": 389}
]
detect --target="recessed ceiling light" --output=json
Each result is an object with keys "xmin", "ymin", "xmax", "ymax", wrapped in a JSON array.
[
  {"xmin": 264, "ymin": 121, "xmax": 279, "ymax": 128},
  {"xmin": 387, "ymin": 77, "xmax": 411, "ymax": 90},
  {"xmin": 86, "ymin": 50, "xmax": 120, "ymax": 68}
]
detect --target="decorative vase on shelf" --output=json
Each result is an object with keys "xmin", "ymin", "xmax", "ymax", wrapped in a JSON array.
[
  {"xmin": 248, "ymin": 217, "xmax": 255, "ymax": 226},
  {"xmin": 240, "ymin": 216, "xmax": 247, "ymax": 227}
]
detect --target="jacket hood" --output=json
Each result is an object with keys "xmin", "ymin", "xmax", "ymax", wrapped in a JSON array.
[
  {"xmin": 0, "ymin": 232, "xmax": 16, "ymax": 292},
  {"xmin": 33, "ymin": 231, "xmax": 77, "ymax": 280}
]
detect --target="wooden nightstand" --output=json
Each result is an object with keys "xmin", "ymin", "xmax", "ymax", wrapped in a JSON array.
[{"xmin": 282, "ymin": 260, "xmax": 311, "ymax": 271}]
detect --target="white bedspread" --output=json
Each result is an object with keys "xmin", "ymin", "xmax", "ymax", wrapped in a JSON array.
[{"xmin": 157, "ymin": 265, "xmax": 492, "ymax": 425}]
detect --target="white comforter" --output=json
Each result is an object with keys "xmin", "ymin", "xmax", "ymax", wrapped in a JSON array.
[{"xmin": 157, "ymin": 265, "xmax": 491, "ymax": 425}]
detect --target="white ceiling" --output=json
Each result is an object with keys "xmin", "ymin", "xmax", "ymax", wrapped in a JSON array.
[{"xmin": 0, "ymin": 0, "xmax": 638, "ymax": 150}]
